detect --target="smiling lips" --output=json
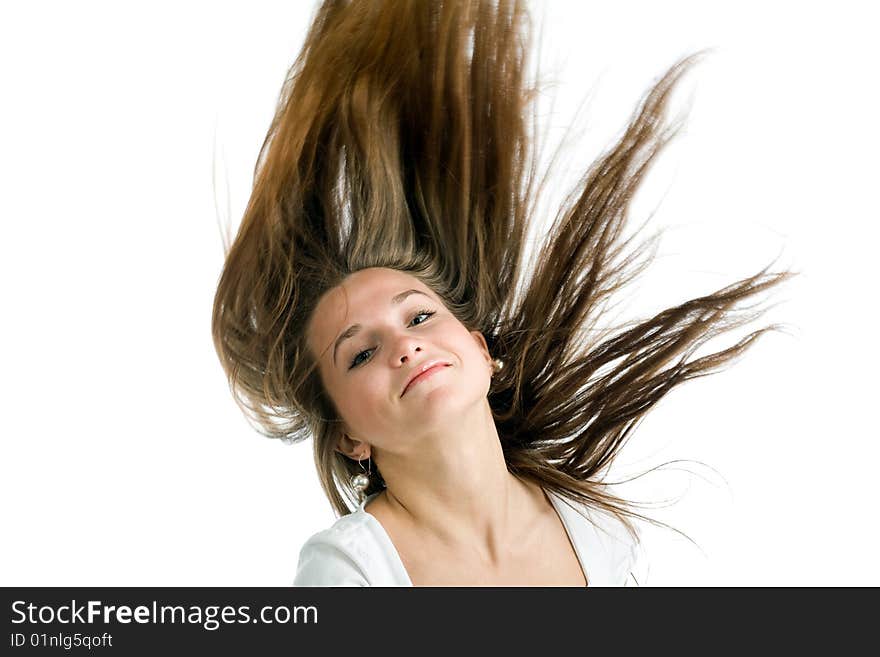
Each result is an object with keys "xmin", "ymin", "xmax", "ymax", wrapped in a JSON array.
[{"xmin": 401, "ymin": 362, "xmax": 451, "ymax": 397}]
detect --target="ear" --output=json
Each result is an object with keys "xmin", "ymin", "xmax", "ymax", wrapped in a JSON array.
[
  {"xmin": 470, "ymin": 330, "xmax": 492, "ymax": 369},
  {"xmin": 334, "ymin": 432, "xmax": 371, "ymax": 461}
]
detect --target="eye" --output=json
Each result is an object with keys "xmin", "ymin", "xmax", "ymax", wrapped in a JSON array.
[
  {"xmin": 410, "ymin": 308, "xmax": 436, "ymax": 326},
  {"xmin": 347, "ymin": 309, "xmax": 436, "ymax": 370},
  {"xmin": 348, "ymin": 349, "xmax": 373, "ymax": 369}
]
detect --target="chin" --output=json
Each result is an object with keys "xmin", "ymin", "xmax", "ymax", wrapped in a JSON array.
[{"xmin": 406, "ymin": 382, "xmax": 484, "ymax": 419}]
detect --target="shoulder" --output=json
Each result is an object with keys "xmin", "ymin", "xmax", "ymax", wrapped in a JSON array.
[
  {"xmin": 293, "ymin": 506, "xmax": 415, "ymax": 587},
  {"xmin": 293, "ymin": 512, "xmax": 375, "ymax": 587},
  {"xmin": 548, "ymin": 490, "xmax": 648, "ymax": 586},
  {"xmin": 583, "ymin": 504, "xmax": 649, "ymax": 586}
]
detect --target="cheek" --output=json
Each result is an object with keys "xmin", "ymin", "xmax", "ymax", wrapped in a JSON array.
[
  {"xmin": 456, "ymin": 336, "xmax": 490, "ymax": 387},
  {"xmin": 333, "ymin": 375, "xmax": 394, "ymax": 429}
]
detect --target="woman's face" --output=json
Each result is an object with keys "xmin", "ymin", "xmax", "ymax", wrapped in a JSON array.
[{"xmin": 306, "ymin": 267, "xmax": 493, "ymax": 456}]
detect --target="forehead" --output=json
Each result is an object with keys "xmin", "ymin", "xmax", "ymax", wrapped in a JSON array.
[{"xmin": 306, "ymin": 268, "xmax": 435, "ymax": 357}]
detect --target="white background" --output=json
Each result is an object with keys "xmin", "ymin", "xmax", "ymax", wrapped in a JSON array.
[{"xmin": 1, "ymin": 0, "xmax": 877, "ymax": 586}]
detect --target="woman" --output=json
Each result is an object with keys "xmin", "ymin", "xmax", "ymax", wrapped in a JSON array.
[{"xmin": 212, "ymin": 0, "xmax": 793, "ymax": 586}]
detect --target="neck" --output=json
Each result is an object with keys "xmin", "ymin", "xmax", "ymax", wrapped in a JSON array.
[{"xmin": 371, "ymin": 401, "xmax": 539, "ymax": 565}]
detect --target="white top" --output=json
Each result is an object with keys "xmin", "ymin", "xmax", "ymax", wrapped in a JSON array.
[{"xmin": 293, "ymin": 488, "xmax": 646, "ymax": 586}]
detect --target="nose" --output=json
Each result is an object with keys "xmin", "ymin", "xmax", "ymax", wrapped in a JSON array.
[{"xmin": 392, "ymin": 341, "xmax": 422, "ymax": 366}]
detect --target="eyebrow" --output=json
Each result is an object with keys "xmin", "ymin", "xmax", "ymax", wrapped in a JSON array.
[{"xmin": 332, "ymin": 289, "xmax": 432, "ymax": 366}]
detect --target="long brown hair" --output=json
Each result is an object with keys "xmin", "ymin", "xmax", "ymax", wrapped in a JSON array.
[{"xmin": 211, "ymin": 0, "xmax": 795, "ymax": 541}]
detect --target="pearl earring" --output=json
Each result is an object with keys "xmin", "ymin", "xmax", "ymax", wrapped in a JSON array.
[
  {"xmin": 350, "ymin": 454, "xmax": 371, "ymax": 505},
  {"xmin": 491, "ymin": 357, "xmax": 504, "ymax": 375}
]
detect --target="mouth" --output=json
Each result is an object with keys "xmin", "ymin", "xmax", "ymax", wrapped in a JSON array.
[{"xmin": 401, "ymin": 362, "xmax": 452, "ymax": 397}]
